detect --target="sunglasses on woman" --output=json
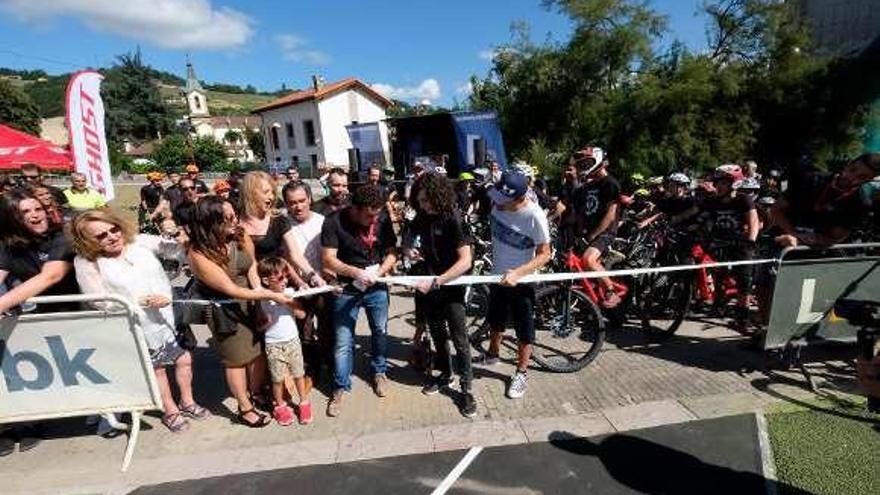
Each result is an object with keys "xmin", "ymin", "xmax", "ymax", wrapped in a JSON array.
[{"xmin": 94, "ymin": 225, "xmax": 122, "ymax": 241}]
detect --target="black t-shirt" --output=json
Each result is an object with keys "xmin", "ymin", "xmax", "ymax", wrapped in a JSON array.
[
  {"xmin": 573, "ymin": 175, "xmax": 621, "ymax": 235},
  {"xmin": 699, "ymin": 194, "xmax": 754, "ymax": 240},
  {"xmin": 656, "ymin": 196, "xmax": 695, "ymax": 218},
  {"xmin": 404, "ymin": 211, "xmax": 472, "ymax": 276},
  {"xmin": 0, "ymin": 230, "xmax": 79, "ymax": 309},
  {"xmin": 321, "ymin": 208, "xmax": 397, "ymax": 282},
  {"xmin": 140, "ymin": 183, "xmax": 164, "ymax": 210},
  {"xmin": 251, "ymin": 215, "xmax": 292, "ymax": 260},
  {"xmin": 786, "ymin": 172, "xmax": 866, "ymax": 233},
  {"xmin": 164, "ymin": 185, "xmax": 183, "ymax": 210}
]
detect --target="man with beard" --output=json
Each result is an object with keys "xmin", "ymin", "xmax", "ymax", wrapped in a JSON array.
[{"xmin": 313, "ymin": 168, "xmax": 349, "ymax": 216}]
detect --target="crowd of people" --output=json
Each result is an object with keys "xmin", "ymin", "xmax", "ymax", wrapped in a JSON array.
[{"xmin": 2, "ymin": 147, "xmax": 879, "ymax": 456}]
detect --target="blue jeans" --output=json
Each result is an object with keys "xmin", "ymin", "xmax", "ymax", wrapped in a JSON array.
[{"xmin": 332, "ymin": 285, "xmax": 389, "ymax": 391}]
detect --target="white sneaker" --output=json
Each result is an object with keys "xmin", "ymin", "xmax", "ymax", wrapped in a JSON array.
[{"xmin": 507, "ymin": 371, "xmax": 528, "ymax": 399}]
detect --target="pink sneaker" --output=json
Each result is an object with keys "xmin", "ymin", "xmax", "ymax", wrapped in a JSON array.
[
  {"xmin": 273, "ymin": 405, "xmax": 294, "ymax": 426},
  {"xmin": 298, "ymin": 401, "xmax": 313, "ymax": 425}
]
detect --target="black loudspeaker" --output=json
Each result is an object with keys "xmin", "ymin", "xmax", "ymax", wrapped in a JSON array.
[
  {"xmin": 473, "ymin": 138, "xmax": 486, "ymax": 167},
  {"xmin": 348, "ymin": 148, "xmax": 360, "ymax": 171}
]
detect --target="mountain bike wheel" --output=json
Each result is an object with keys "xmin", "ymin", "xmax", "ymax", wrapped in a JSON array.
[
  {"xmin": 634, "ymin": 271, "xmax": 692, "ymax": 338},
  {"xmin": 531, "ymin": 284, "xmax": 605, "ymax": 373},
  {"xmin": 465, "ymin": 283, "xmax": 489, "ymax": 329}
]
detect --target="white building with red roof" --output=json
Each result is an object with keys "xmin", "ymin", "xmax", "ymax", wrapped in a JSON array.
[{"xmin": 252, "ymin": 75, "xmax": 393, "ymax": 175}]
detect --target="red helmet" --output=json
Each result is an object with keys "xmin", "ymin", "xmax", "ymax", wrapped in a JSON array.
[{"xmin": 713, "ymin": 164, "xmax": 743, "ymax": 183}]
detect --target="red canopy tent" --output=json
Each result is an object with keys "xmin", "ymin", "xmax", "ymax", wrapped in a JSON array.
[{"xmin": 0, "ymin": 123, "xmax": 74, "ymax": 171}]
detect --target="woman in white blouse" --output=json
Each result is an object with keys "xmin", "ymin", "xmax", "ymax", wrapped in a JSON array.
[{"xmin": 69, "ymin": 209, "xmax": 207, "ymax": 433}]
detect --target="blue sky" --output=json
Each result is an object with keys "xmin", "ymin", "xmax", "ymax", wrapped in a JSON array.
[{"xmin": 0, "ymin": 0, "xmax": 709, "ymax": 106}]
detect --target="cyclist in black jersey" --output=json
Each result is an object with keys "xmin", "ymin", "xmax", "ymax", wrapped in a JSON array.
[{"xmin": 570, "ymin": 146, "xmax": 624, "ymax": 309}]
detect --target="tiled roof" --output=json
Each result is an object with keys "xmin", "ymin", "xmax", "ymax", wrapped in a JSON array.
[{"xmin": 252, "ymin": 77, "xmax": 393, "ymax": 113}]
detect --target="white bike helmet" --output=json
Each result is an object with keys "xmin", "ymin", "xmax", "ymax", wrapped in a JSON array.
[{"xmin": 667, "ymin": 173, "xmax": 691, "ymax": 186}]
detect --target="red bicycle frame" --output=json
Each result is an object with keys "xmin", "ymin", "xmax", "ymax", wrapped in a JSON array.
[
  {"xmin": 690, "ymin": 244, "xmax": 739, "ymax": 305},
  {"xmin": 565, "ymin": 250, "xmax": 629, "ymax": 306}
]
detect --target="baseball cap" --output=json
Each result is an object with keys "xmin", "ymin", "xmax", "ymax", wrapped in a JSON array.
[{"xmin": 488, "ymin": 170, "xmax": 529, "ymax": 205}]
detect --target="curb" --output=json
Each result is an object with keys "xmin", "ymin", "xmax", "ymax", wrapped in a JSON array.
[{"xmin": 755, "ymin": 411, "xmax": 778, "ymax": 495}]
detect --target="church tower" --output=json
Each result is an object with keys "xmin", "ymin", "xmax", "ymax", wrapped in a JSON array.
[{"xmin": 184, "ymin": 57, "xmax": 209, "ymax": 118}]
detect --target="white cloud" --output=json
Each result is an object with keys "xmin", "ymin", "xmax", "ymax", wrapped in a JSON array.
[
  {"xmin": 371, "ymin": 79, "xmax": 441, "ymax": 103},
  {"xmin": 0, "ymin": 0, "xmax": 253, "ymax": 50},
  {"xmin": 275, "ymin": 33, "xmax": 330, "ymax": 65}
]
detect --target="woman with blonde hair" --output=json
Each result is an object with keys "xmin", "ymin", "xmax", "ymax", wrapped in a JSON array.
[
  {"xmin": 238, "ymin": 171, "xmax": 325, "ymax": 288},
  {"xmin": 69, "ymin": 209, "xmax": 206, "ymax": 433}
]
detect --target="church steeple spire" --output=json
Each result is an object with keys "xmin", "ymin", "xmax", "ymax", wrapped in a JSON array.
[
  {"xmin": 185, "ymin": 54, "xmax": 204, "ymax": 93},
  {"xmin": 183, "ymin": 55, "xmax": 209, "ymax": 118}
]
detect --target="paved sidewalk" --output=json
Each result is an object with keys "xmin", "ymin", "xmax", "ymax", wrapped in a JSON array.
[{"xmin": 0, "ymin": 288, "xmax": 858, "ymax": 494}]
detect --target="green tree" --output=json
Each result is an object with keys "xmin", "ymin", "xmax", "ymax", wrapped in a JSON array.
[
  {"xmin": 102, "ymin": 48, "xmax": 172, "ymax": 142},
  {"xmin": 0, "ymin": 79, "xmax": 42, "ymax": 135},
  {"xmin": 244, "ymin": 128, "xmax": 265, "ymax": 162},
  {"xmin": 470, "ymin": 0, "xmax": 876, "ymax": 176},
  {"xmin": 150, "ymin": 134, "xmax": 190, "ymax": 171},
  {"xmin": 192, "ymin": 135, "xmax": 228, "ymax": 170}
]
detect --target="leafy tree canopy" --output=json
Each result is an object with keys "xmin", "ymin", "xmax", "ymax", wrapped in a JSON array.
[{"xmin": 0, "ymin": 79, "xmax": 41, "ymax": 135}]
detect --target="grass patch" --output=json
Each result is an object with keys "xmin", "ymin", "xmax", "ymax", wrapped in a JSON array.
[
  {"xmin": 767, "ymin": 395, "xmax": 880, "ymax": 495},
  {"xmin": 107, "ymin": 184, "xmax": 142, "ymax": 225}
]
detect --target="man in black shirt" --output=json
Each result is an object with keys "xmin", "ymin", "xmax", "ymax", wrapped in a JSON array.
[
  {"xmin": 139, "ymin": 172, "xmax": 165, "ymax": 233},
  {"xmin": 698, "ymin": 166, "xmax": 759, "ymax": 325},
  {"xmin": 321, "ymin": 184, "xmax": 397, "ymax": 417},
  {"xmin": 571, "ymin": 146, "xmax": 623, "ymax": 308},
  {"xmin": 773, "ymin": 154, "xmax": 879, "ymax": 248},
  {"xmin": 313, "ymin": 168, "xmax": 350, "ymax": 216},
  {"xmin": 184, "ymin": 164, "xmax": 209, "ymax": 196},
  {"xmin": 164, "ymin": 171, "xmax": 183, "ymax": 205},
  {"xmin": 403, "ymin": 173, "xmax": 476, "ymax": 417}
]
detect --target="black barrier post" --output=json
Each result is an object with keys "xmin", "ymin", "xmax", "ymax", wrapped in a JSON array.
[{"xmin": 834, "ymin": 298, "xmax": 880, "ymax": 412}]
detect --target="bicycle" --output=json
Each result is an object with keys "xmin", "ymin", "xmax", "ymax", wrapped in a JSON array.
[
  {"xmin": 468, "ymin": 247, "xmax": 608, "ymax": 373},
  {"xmin": 625, "ymin": 223, "xmax": 694, "ymax": 338}
]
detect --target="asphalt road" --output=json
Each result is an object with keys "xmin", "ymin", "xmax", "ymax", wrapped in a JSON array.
[{"xmin": 129, "ymin": 414, "xmax": 801, "ymax": 495}]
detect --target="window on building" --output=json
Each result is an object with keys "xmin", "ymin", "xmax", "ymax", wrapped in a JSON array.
[
  {"xmin": 310, "ymin": 154, "xmax": 318, "ymax": 169},
  {"xmin": 304, "ymin": 120, "xmax": 316, "ymax": 146},
  {"xmin": 285, "ymin": 123, "xmax": 296, "ymax": 149},
  {"xmin": 193, "ymin": 95, "xmax": 201, "ymax": 110},
  {"xmin": 270, "ymin": 127, "xmax": 280, "ymax": 151},
  {"xmin": 292, "ymin": 156, "xmax": 299, "ymax": 168}
]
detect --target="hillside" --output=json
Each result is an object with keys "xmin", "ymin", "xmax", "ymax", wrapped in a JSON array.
[
  {"xmin": 157, "ymin": 83, "xmax": 275, "ymax": 116},
  {"xmin": 1, "ymin": 67, "xmax": 279, "ymax": 118}
]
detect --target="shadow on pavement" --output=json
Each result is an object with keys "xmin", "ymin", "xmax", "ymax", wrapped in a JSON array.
[{"xmin": 547, "ymin": 430, "xmax": 814, "ymax": 495}]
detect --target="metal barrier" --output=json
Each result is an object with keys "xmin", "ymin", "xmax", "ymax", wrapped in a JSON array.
[
  {"xmin": 763, "ymin": 242, "xmax": 880, "ymax": 352},
  {"xmin": 0, "ymin": 294, "xmax": 162, "ymax": 471}
]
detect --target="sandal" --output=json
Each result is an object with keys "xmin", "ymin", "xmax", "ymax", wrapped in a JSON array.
[
  {"xmin": 249, "ymin": 393, "xmax": 273, "ymax": 412},
  {"xmin": 162, "ymin": 412, "xmax": 191, "ymax": 433},
  {"xmin": 236, "ymin": 408, "xmax": 270, "ymax": 428},
  {"xmin": 178, "ymin": 402, "xmax": 210, "ymax": 421}
]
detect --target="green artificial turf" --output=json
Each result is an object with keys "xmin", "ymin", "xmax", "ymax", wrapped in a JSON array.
[{"xmin": 767, "ymin": 396, "xmax": 880, "ymax": 495}]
